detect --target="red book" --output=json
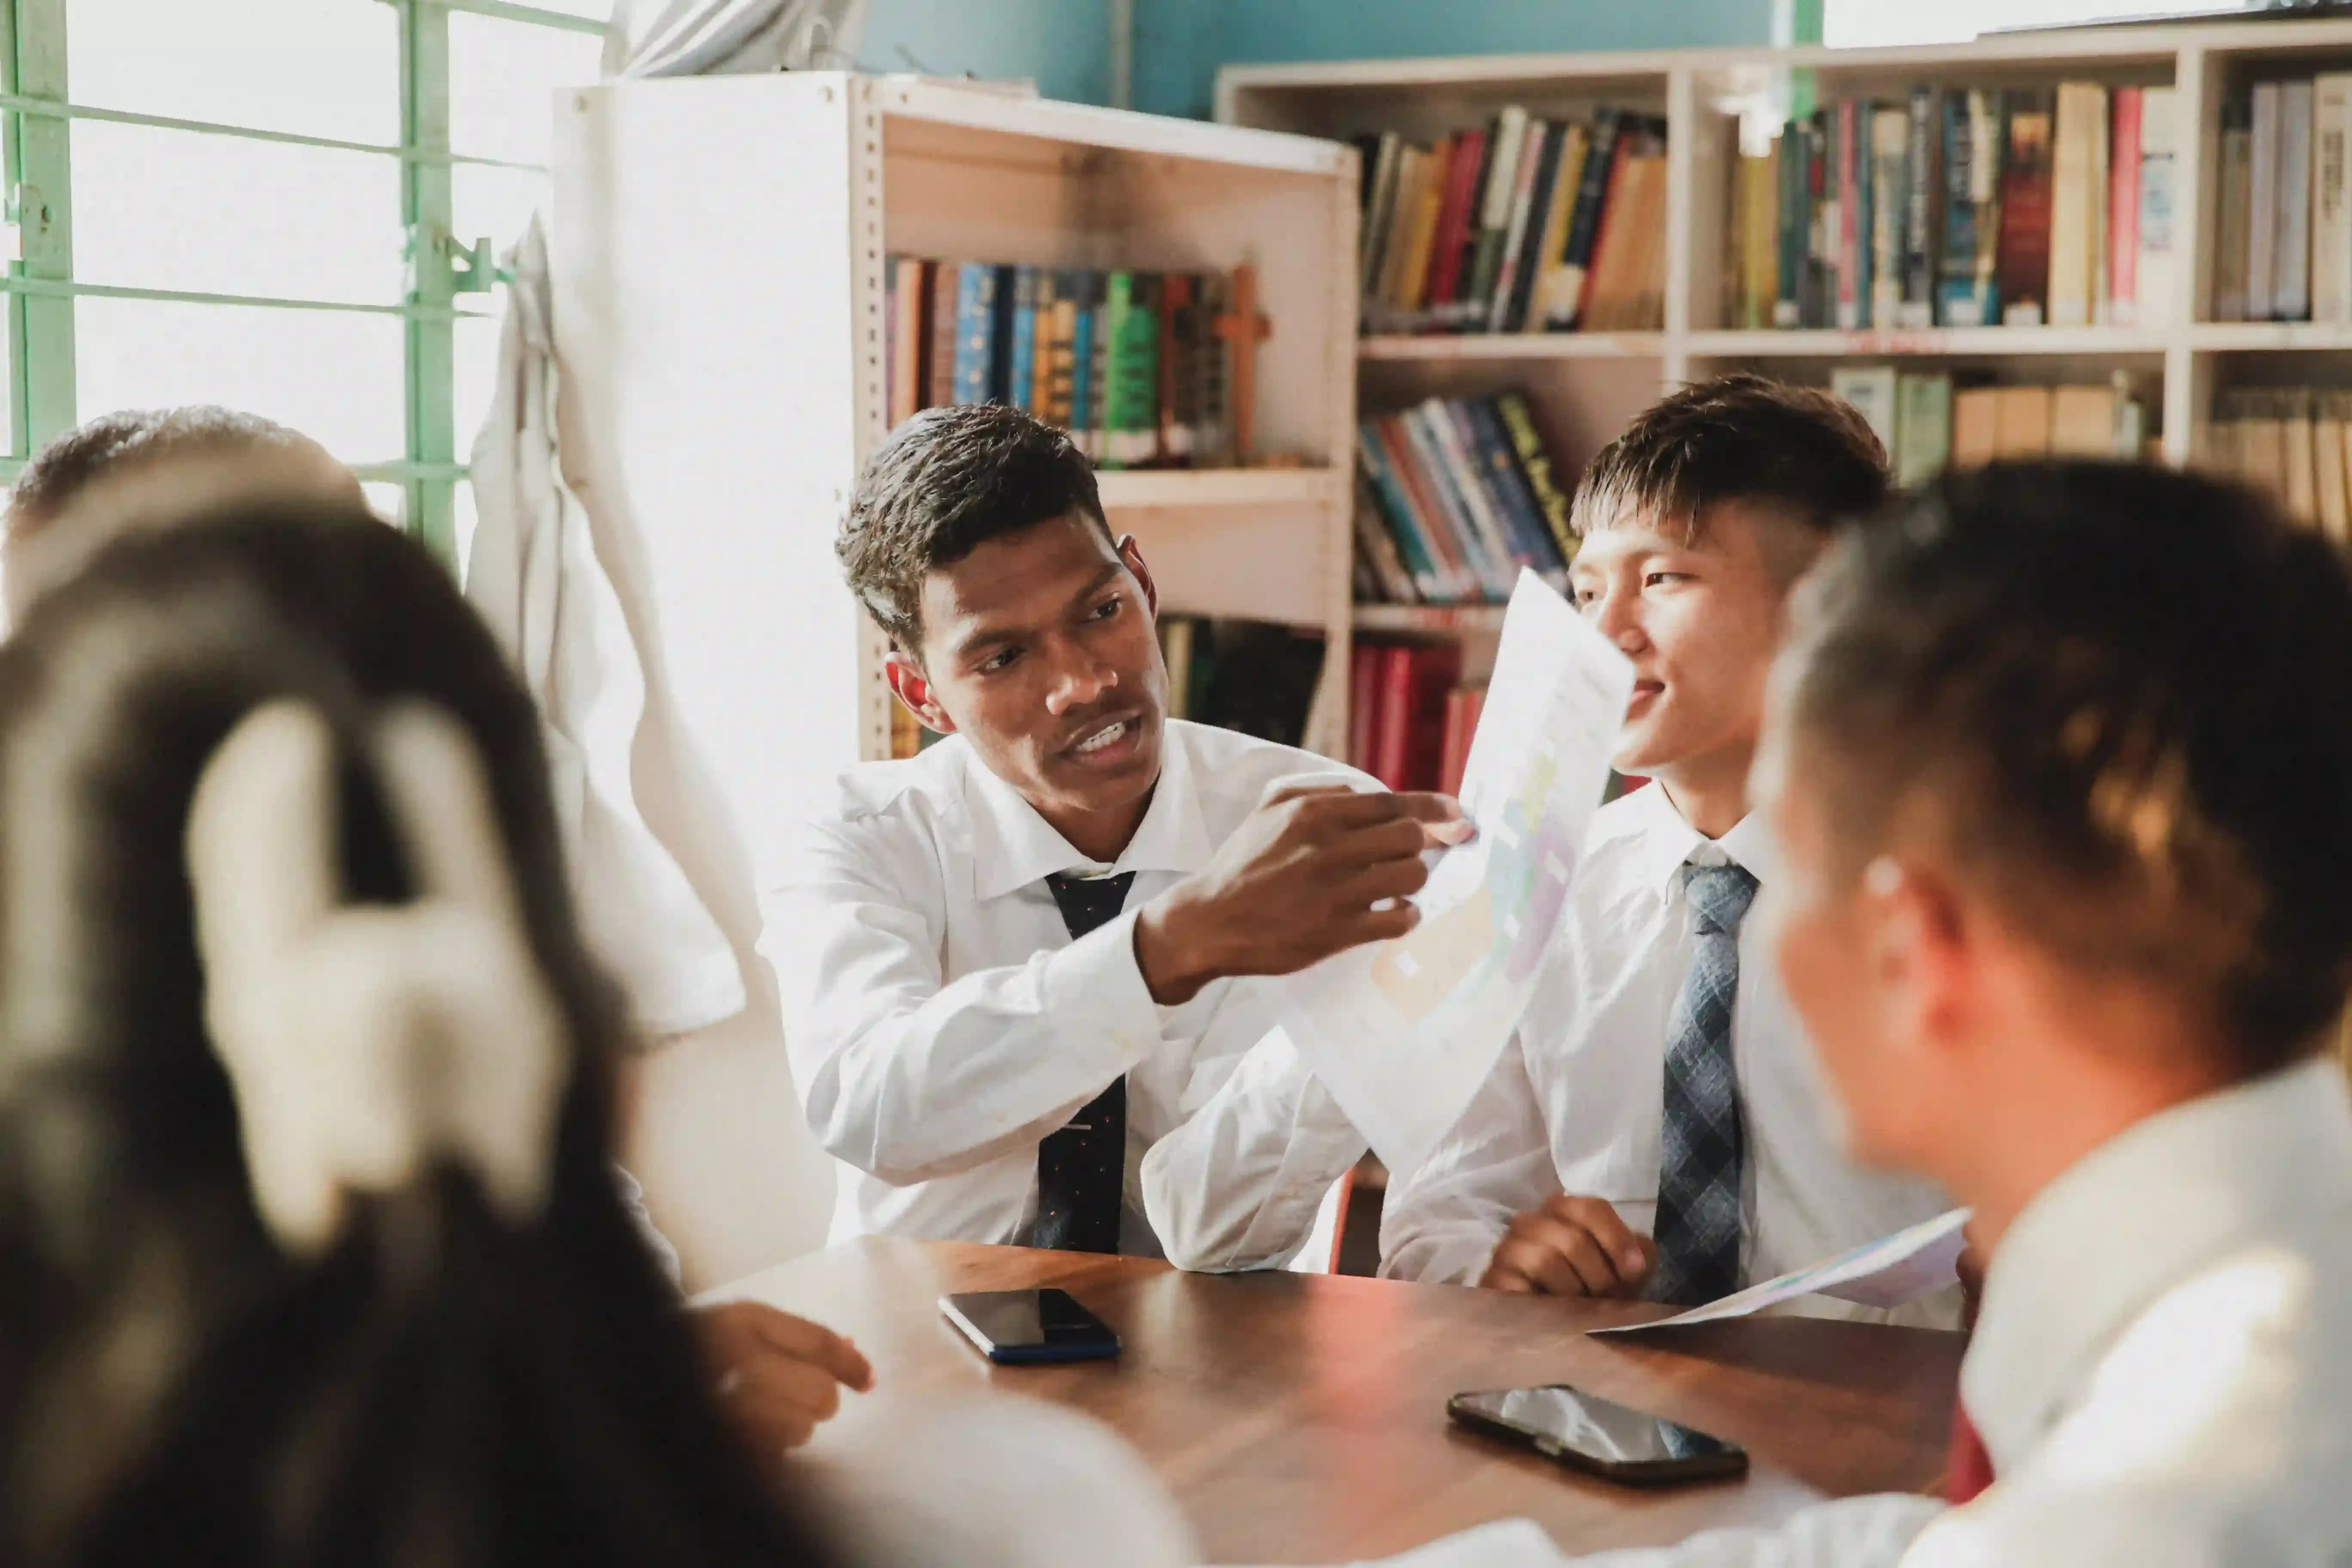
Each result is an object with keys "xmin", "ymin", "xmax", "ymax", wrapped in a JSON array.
[
  {"xmin": 1349, "ymin": 642, "xmax": 1383, "ymax": 773},
  {"xmin": 1401, "ymin": 646, "xmax": 1463, "ymax": 791},
  {"xmin": 1436, "ymin": 687, "xmax": 1474, "ymax": 796},
  {"xmin": 1425, "ymin": 129, "xmax": 1490, "ymax": 309},
  {"xmin": 2109, "ymin": 86, "xmax": 2143, "ymax": 325},
  {"xmin": 1997, "ymin": 90, "xmax": 2055, "ymax": 326},
  {"xmin": 1371, "ymin": 646, "xmax": 1417, "ymax": 790}
]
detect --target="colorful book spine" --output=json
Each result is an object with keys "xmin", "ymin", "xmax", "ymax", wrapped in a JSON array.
[
  {"xmin": 1466, "ymin": 107, "xmax": 1530, "ymax": 326},
  {"xmin": 1998, "ymin": 90, "xmax": 2054, "ymax": 326},
  {"xmin": 2108, "ymin": 86, "xmax": 2143, "ymax": 327},
  {"xmin": 1776, "ymin": 124, "xmax": 1804, "ymax": 328},
  {"xmin": 1493, "ymin": 390, "xmax": 1575, "ymax": 564},
  {"xmin": 1548, "ymin": 107, "xmax": 1623, "ymax": 330},
  {"xmin": 1376, "ymin": 417, "xmax": 1476, "ymax": 600},
  {"xmin": 1356, "ymin": 422, "xmax": 1447, "ymax": 600},
  {"xmin": 1902, "ymin": 84, "xmax": 1939, "ymax": 329},
  {"xmin": 927, "ymin": 259, "xmax": 960, "ymax": 409},
  {"xmin": 1870, "ymin": 105, "xmax": 1909, "ymax": 329},
  {"xmin": 1465, "ymin": 398, "xmax": 1567, "ymax": 576},
  {"xmin": 1425, "ymin": 128, "xmax": 1489, "ymax": 317},
  {"xmin": 1936, "ymin": 91, "xmax": 1981, "ymax": 326},
  {"xmin": 2217, "ymin": 96, "xmax": 2255, "ymax": 322},
  {"xmin": 952, "ymin": 263, "xmax": 998, "ymax": 405},
  {"xmin": 1008, "ymin": 266, "xmax": 1040, "ymax": 412},
  {"xmin": 1102, "ymin": 271, "xmax": 1159, "ymax": 468}
]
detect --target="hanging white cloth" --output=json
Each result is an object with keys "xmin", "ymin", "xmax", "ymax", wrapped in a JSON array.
[
  {"xmin": 466, "ymin": 217, "xmax": 746, "ymax": 1039},
  {"xmin": 604, "ymin": 0, "xmax": 870, "ymax": 79}
]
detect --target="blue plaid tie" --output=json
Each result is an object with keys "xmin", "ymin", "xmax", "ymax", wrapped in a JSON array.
[{"xmin": 1650, "ymin": 862, "xmax": 1760, "ymax": 1306}]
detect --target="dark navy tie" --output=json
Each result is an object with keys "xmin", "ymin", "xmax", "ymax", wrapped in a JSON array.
[
  {"xmin": 1650, "ymin": 862, "xmax": 1760, "ymax": 1306},
  {"xmin": 1033, "ymin": 871, "xmax": 1137, "ymax": 1253}
]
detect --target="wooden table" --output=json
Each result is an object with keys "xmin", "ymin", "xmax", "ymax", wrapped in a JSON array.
[{"xmin": 715, "ymin": 1238, "xmax": 1965, "ymax": 1564}]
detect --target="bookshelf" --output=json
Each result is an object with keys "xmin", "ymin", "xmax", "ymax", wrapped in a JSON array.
[
  {"xmin": 1221, "ymin": 12, "xmax": 2352, "ymax": 661},
  {"xmin": 549, "ymin": 74, "xmax": 1361, "ymax": 881}
]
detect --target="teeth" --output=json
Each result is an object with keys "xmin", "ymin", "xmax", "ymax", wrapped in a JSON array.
[{"xmin": 1076, "ymin": 721, "xmax": 1127, "ymax": 755}]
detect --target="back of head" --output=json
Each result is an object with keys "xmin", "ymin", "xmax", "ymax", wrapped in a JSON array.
[
  {"xmin": 0, "ymin": 500, "xmax": 827, "ymax": 1567},
  {"xmin": 1780, "ymin": 459, "xmax": 2352, "ymax": 1077},
  {"xmin": 1570, "ymin": 372, "xmax": 1890, "ymax": 548},
  {"xmin": 2, "ymin": 409, "xmax": 364, "ymax": 620}
]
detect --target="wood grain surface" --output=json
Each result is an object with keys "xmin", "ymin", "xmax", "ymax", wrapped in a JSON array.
[{"xmin": 713, "ymin": 1238, "xmax": 1964, "ymax": 1564}]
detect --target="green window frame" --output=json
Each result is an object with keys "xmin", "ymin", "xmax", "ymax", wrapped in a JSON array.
[{"xmin": 0, "ymin": 0, "xmax": 603, "ymax": 567}]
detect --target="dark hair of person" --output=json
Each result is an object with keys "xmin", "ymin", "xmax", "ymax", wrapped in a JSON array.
[
  {"xmin": 0, "ymin": 499, "xmax": 833, "ymax": 1567},
  {"xmin": 5, "ymin": 409, "xmax": 335, "ymax": 540},
  {"xmin": 1782, "ymin": 459, "xmax": 2352, "ymax": 1076},
  {"xmin": 1569, "ymin": 372, "xmax": 1891, "ymax": 548},
  {"xmin": 836, "ymin": 402, "xmax": 1108, "ymax": 655}
]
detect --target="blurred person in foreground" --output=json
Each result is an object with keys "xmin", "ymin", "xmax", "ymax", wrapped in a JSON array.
[
  {"xmin": 1, "ymin": 407, "xmax": 869, "ymax": 1459},
  {"xmin": 0, "ymin": 495, "xmax": 1192, "ymax": 1567}
]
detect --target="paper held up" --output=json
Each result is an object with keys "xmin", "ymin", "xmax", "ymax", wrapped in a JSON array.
[
  {"xmin": 1270, "ymin": 571, "xmax": 1634, "ymax": 1179},
  {"xmin": 1590, "ymin": 1208, "xmax": 1973, "ymax": 1337}
]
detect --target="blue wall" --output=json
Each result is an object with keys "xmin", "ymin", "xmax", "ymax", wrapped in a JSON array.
[
  {"xmin": 1137, "ymin": 0, "xmax": 1774, "ymax": 120},
  {"xmin": 853, "ymin": 0, "xmax": 1777, "ymax": 119},
  {"xmin": 856, "ymin": 0, "xmax": 1114, "ymax": 107}
]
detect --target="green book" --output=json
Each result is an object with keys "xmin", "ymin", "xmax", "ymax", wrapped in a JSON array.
[
  {"xmin": 1894, "ymin": 372, "xmax": 1954, "ymax": 489},
  {"xmin": 1102, "ymin": 271, "xmax": 1160, "ymax": 469}
]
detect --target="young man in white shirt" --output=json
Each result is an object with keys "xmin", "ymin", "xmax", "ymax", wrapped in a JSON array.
[
  {"xmin": 1374, "ymin": 375, "xmax": 1954, "ymax": 1313},
  {"xmin": 1444, "ymin": 458, "xmax": 2352, "ymax": 1566},
  {"xmin": 767, "ymin": 402, "xmax": 1467, "ymax": 1258}
]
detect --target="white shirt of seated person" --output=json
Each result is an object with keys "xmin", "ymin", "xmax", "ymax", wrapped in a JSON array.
[
  {"xmin": 1378, "ymin": 782, "xmax": 1959, "ymax": 1325},
  {"xmin": 764, "ymin": 715, "xmax": 1373, "ymax": 1264}
]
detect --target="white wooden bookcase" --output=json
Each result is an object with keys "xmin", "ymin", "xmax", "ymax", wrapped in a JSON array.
[
  {"xmin": 550, "ymin": 73, "xmax": 1360, "ymax": 883},
  {"xmin": 1221, "ymin": 13, "xmax": 2352, "ymax": 653}
]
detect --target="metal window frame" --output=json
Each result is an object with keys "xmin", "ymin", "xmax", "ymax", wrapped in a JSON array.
[{"xmin": 0, "ymin": 0, "xmax": 588, "ymax": 562}]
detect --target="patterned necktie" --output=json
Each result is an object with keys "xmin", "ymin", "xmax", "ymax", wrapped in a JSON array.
[
  {"xmin": 1033, "ymin": 871, "xmax": 1137, "ymax": 1254},
  {"xmin": 1650, "ymin": 861, "xmax": 1760, "ymax": 1306}
]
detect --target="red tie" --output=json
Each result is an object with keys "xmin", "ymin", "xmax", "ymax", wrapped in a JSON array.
[{"xmin": 1945, "ymin": 1401, "xmax": 1996, "ymax": 1504}]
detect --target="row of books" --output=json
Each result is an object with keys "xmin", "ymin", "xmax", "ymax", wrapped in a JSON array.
[
  {"xmin": 1348, "ymin": 641, "xmax": 1483, "ymax": 796},
  {"xmin": 883, "ymin": 257, "xmax": 1235, "ymax": 467},
  {"xmin": 1830, "ymin": 366, "xmax": 2154, "ymax": 486},
  {"xmin": 1733, "ymin": 84, "xmax": 2182, "ymax": 331},
  {"xmin": 1352, "ymin": 391, "xmax": 1577, "ymax": 606},
  {"xmin": 2215, "ymin": 77, "xmax": 2352, "ymax": 323},
  {"xmin": 1352, "ymin": 107, "xmax": 1670, "ymax": 337},
  {"xmin": 2207, "ymin": 388, "xmax": 2352, "ymax": 541}
]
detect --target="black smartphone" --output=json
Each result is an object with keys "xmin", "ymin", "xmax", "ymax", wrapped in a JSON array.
[
  {"xmin": 940, "ymin": 1288, "xmax": 1121, "ymax": 1365},
  {"xmin": 1447, "ymin": 1385, "xmax": 1748, "ymax": 1485}
]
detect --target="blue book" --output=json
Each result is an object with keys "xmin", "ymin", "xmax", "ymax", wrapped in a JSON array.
[
  {"xmin": 1008, "ymin": 266, "xmax": 1040, "ymax": 413},
  {"xmin": 1355, "ymin": 420, "xmax": 1447, "ymax": 601},
  {"xmin": 952, "ymin": 263, "xmax": 997, "ymax": 405},
  {"xmin": 1068, "ymin": 271, "xmax": 1099, "ymax": 458},
  {"xmin": 1464, "ymin": 398, "xmax": 1567, "ymax": 576}
]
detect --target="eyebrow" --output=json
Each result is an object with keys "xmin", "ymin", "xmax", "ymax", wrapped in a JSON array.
[{"xmin": 948, "ymin": 561, "xmax": 1129, "ymax": 663}]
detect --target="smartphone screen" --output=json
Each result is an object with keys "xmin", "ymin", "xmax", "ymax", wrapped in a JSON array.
[
  {"xmin": 1449, "ymin": 1385, "xmax": 1746, "ymax": 1480},
  {"xmin": 941, "ymin": 1288, "xmax": 1121, "ymax": 1362}
]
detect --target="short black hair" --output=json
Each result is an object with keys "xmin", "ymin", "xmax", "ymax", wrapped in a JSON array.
[
  {"xmin": 1782, "ymin": 459, "xmax": 2352, "ymax": 1077},
  {"xmin": 1570, "ymin": 374, "xmax": 1890, "ymax": 546},
  {"xmin": 6, "ymin": 407, "xmax": 326, "ymax": 541},
  {"xmin": 836, "ymin": 403, "xmax": 1107, "ymax": 654}
]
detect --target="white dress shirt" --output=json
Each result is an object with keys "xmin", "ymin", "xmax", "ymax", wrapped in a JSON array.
[
  {"xmin": 1378, "ymin": 783, "xmax": 1957, "ymax": 1325},
  {"xmin": 763, "ymin": 719, "xmax": 1365, "ymax": 1256},
  {"xmin": 1395, "ymin": 1055, "xmax": 2352, "ymax": 1568}
]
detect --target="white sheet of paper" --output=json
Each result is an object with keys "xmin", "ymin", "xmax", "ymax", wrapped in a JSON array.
[
  {"xmin": 1589, "ymin": 1208, "xmax": 1972, "ymax": 1336},
  {"xmin": 1272, "ymin": 570, "xmax": 1634, "ymax": 1178}
]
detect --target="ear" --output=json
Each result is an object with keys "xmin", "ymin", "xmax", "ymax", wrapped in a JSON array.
[
  {"xmin": 1117, "ymin": 534, "xmax": 1159, "ymax": 620},
  {"xmin": 884, "ymin": 650, "xmax": 956, "ymax": 737},
  {"xmin": 1860, "ymin": 854, "xmax": 1972, "ymax": 1060}
]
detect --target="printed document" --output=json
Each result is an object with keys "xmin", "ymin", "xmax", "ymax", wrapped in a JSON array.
[
  {"xmin": 1589, "ymin": 1208, "xmax": 1972, "ymax": 1336},
  {"xmin": 1273, "ymin": 570, "xmax": 1633, "ymax": 1178}
]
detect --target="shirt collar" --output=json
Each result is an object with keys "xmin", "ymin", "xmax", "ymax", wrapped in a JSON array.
[
  {"xmin": 1961, "ymin": 1055, "xmax": 2352, "ymax": 1473},
  {"xmin": 1620, "ymin": 781, "xmax": 1776, "ymax": 896},
  {"xmin": 962, "ymin": 720, "xmax": 1218, "ymax": 903}
]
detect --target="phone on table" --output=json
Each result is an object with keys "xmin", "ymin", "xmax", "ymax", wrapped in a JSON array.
[
  {"xmin": 941, "ymin": 1288, "xmax": 1121, "ymax": 1365},
  {"xmin": 1447, "ymin": 1384, "xmax": 1748, "ymax": 1485}
]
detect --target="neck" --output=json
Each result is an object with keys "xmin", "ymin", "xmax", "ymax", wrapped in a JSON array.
[
  {"xmin": 1036, "ymin": 781, "xmax": 1156, "ymax": 866},
  {"xmin": 1656, "ymin": 737, "xmax": 1758, "ymax": 841},
  {"xmin": 1936, "ymin": 995, "xmax": 2237, "ymax": 1255}
]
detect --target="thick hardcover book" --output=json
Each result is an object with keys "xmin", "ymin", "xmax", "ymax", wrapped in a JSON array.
[
  {"xmin": 1008, "ymin": 265, "xmax": 1041, "ymax": 412},
  {"xmin": 1902, "ymin": 85, "xmax": 1940, "ymax": 328},
  {"xmin": 952, "ymin": 262, "xmax": 999, "ymax": 405},
  {"xmin": 1494, "ymin": 390, "xmax": 1575, "ymax": 564},
  {"xmin": 1548, "ymin": 107, "xmax": 1624, "ymax": 330},
  {"xmin": 1101, "ymin": 271, "xmax": 1159, "ymax": 469},
  {"xmin": 927, "ymin": 259, "xmax": 960, "ymax": 409},
  {"xmin": 1427, "ymin": 126, "xmax": 1492, "ymax": 317},
  {"xmin": 2278, "ymin": 78, "xmax": 2316, "ymax": 322},
  {"xmin": 1871, "ymin": 105, "xmax": 1910, "ymax": 328},
  {"xmin": 2108, "ymin": 86, "xmax": 2143, "ymax": 326},
  {"xmin": 1997, "ymin": 90, "xmax": 2055, "ymax": 326}
]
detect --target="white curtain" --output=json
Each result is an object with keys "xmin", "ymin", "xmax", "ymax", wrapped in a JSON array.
[{"xmin": 464, "ymin": 0, "xmax": 871, "ymax": 1040}]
